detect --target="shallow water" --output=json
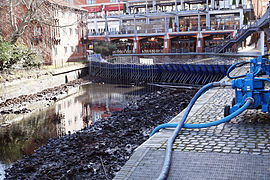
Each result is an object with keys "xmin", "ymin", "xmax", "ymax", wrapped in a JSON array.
[{"xmin": 0, "ymin": 83, "xmax": 156, "ymax": 179}]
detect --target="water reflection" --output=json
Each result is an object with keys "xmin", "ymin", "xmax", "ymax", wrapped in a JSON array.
[{"xmin": 0, "ymin": 83, "xmax": 153, "ymax": 177}]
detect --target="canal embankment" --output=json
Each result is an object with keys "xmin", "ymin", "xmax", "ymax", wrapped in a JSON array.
[{"xmin": 0, "ymin": 64, "xmax": 89, "ymax": 125}]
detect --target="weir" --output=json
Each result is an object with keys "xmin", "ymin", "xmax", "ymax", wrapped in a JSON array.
[{"xmin": 89, "ymin": 61, "xmax": 230, "ymax": 85}]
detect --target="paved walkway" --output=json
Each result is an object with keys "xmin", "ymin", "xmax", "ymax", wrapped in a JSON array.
[{"xmin": 114, "ymin": 69, "xmax": 270, "ymax": 180}]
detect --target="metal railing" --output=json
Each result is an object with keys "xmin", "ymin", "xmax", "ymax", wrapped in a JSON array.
[
  {"xmin": 218, "ymin": 7, "xmax": 270, "ymax": 53},
  {"xmin": 88, "ymin": 25, "xmax": 238, "ymax": 37}
]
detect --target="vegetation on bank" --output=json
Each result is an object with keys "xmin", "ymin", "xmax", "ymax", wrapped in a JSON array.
[
  {"xmin": 93, "ymin": 41, "xmax": 117, "ymax": 57},
  {"xmin": 0, "ymin": 37, "xmax": 41, "ymax": 71}
]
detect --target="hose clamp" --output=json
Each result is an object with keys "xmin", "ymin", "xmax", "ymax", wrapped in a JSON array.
[
  {"xmin": 245, "ymin": 97, "xmax": 254, "ymax": 105},
  {"xmin": 213, "ymin": 81, "xmax": 232, "ymax": 87}
]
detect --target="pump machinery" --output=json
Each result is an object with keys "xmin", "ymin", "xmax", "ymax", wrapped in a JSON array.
[
  {"xmin": 150, "ymin": 56, "xmax": 270, "ymax": 180},
  {"xmin": 225, "ymin": 56, "xmax": 270, "ymax": 116}
]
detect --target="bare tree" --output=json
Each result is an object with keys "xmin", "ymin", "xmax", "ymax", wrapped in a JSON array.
[
  {"xmin": 0, "ymin": 0, "xmax": 83, "ymax": 44},
  {"xmin": 0, "ymin": 0, "xmax": 49, "ymax": 43}
]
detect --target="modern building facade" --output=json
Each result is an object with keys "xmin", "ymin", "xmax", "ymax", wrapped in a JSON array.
[{"xmin": 73, "ymin": 0, "xmax": 269, "ymax": 54}]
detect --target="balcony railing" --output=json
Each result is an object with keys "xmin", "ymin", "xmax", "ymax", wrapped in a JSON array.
[{"xmin": 88, "ymin": 24, "xmax": 237, "ymax": 37}]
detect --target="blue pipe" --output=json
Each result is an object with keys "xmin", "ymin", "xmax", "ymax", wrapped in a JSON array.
[
  {"xmin": 157, "ymin": 81, "xmax": 252, "ymax": 180},
  {"xmin": 226, "ymin": 61, "xmax": 249, "ymax": 79},
  {"xmin": 157, "ymin": 82, "xmax": 222, "ymax": 180},
  {"xmin": 150, "ymin": 98, "xmax": 253, "ymax": 137}
]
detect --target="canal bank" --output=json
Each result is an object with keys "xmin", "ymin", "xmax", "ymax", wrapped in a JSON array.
[
  {"xmin": 0, "ymin": 64, "xmax": 89, "ymax": 103},
  {"xmin": 0, "ymin": 64, "xmax": 89, "ymax": 124},
  {"xmin": 114, "ymin": 66, "xmax": 270, "ymax": 179}
]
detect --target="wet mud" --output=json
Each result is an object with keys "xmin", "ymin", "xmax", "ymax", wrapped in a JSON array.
[{"xmin": 5, "ymin": 88, "xmax": 196, "ymax": 179}]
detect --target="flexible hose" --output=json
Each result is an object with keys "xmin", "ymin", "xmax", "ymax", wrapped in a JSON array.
[
  {"xmin": 156, "ymin": 82, "xmax": 252, "ymax": 180},
  {"xmin": 157, "ymin": 82, "xmax": 229, "ymax": 180},
  {"xmin": 227, "ymin": 61, "xmax": 249, "ymax": 79},
  {"xmin": 150, "ymin": 98, "xmax": 253, "ymax": 137}
]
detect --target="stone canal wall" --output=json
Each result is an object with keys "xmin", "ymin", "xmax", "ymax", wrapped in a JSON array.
[{"xmin": 0, "ymin": 64, "xmax": 88, "ymax": 103}]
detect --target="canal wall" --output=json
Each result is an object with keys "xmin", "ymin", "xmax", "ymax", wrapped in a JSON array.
[
  {"xmin": 0, "ymin": 64, "xmax": 89, "ymax": 103},
  {"xmin": 89, "ymin": 61, "xmax": 230, "ymax": 85}
]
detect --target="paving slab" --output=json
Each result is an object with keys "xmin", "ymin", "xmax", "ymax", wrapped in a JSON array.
[{"xmin": 116, "ymin": 148, "xmax": 270, "ymax": 180}]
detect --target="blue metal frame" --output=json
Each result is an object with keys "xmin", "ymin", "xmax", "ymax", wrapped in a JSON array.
[{"xmin": 230, "ymin": 56, "xmax": 270, "ymax": 114}]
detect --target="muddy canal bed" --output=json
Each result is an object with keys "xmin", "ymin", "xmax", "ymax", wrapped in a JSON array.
[
  {"xmin": 5, "ymin": 86, "xmax": 196, "ymax": 179},
  {"xmin": 0, "ymin": 83, "xmax": 148, "ymax": 178}
]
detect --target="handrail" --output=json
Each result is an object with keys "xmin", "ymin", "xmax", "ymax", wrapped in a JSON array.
[{"xmin": 218, "ymin": 7, "xmax": 270, "ymax": 53}]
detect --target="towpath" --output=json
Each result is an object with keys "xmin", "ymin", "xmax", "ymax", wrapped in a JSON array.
[{"xmin": 114, "ymin": 67, "xmax": 270, "ymax": 179}]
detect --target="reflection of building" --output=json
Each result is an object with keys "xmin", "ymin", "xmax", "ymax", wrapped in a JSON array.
[
  {"xmin": 55, "ymin": 84, "xmax": 138, "ymax": 135},
  {"xmin": 82, "ymin": 92, "xmax": 125, "ymax": 123},
  {"xmin": 74, "ymin": 0, "xmax": 260, "ymax": 53},
  {"xmin": 55, "ymin": 95, "xmax": 86, "ymax": 135}
]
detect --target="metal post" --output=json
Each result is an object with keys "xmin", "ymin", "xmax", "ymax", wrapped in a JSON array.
[
  {"xmin": 105, "ymin": 14, "xmax": 108, "ymax": 36},
  {"xmin": 175, "ymin": 16, "xmax": 179, "ymax": 32},
  {"xmin": 240, "ymin": 9, "xmax": 243, "ymax": 29},
  {"xmin": 146, "ymin": 0, "xmax": 148, "ymax": 14},
  {"xmin": 260, "ymin": 31, "xmax": 265, "ymax": 55},
  {"xmin": 118, "ymin": 0, "xmax": 121, "ymax": 16},
  {"xmin": 180, "ymin": 0, "xmax": 184, "ymax": 10},
  {"xmin": 198, "ymin": 13, "xmax": 201, "ymax": 31},
  {"xmin": 165, "ymin": 16, "xmax": 167, "ymax": 33},
  {"xmin": 153, "ymin": 0, "xmax": 156, "ymax": 11},
  {"xmin": 211, "ymin": 0, "xmax": 214, "ymax": 9},
  {"xmin": 127, "ymin": 2, "xmax": 130, "ymax": 14},
  {"xmin": 206, "ymin": 13, "xmax": 210, "ymax": 30},
  {"xmin": 94, "ymin": 13, "xmax": 98, "ymax": 33},
  {"xmin": 134, "ymin": 15, "xmax": 137, "ymax": 34}
]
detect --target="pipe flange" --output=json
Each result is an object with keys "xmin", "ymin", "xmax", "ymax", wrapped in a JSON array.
[{"xmin": 245, "ymin": 97, "xmax": 254, "ymax": 105}]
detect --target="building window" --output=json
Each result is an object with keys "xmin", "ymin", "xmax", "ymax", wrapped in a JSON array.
[
  {"xmin": 82, "ymin": 46, "xmax": 85, "ymax": 53},
  {"xmin": 64, "ymin": 46, "xmax": 67, "ymax": 54},
  {"xmin": 70, "ymin": 46, "xmax": 74, "ymax": 53},
  {"xmin": 86, "ymin": 0, "xmax": 96, "ymax": 4},
  {"xmin": 54, "ymin": 48, "xmax": 57, "ymax": 56},
  {"xmin": 69, "ymin": 28, "xmax": 73, "ymax": 35},
  {"xmin": 75, "ymin": 28, "xmax": 78, "ymax": 35},
  {"xmin": 63, "ymin": 28, "xmax": 67, "ymax": 35},
  {"xmin": 76, "ymin": 46, "xmax": 79, "ymax": 53},
  {"xmin": 110, "ymin": 0, "xmax": 117, "ymax": 2}
]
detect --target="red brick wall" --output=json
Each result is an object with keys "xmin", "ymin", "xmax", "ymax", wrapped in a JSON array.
[
  {"xmin": 74, "ymin": 0, "xmax": 86, "ymax": 5},
  {"xmin": 96, "ymin": 0, "xmax": 110, "ymax": 4},
  {"xmin": 0, "ymin": 4, "xmax": 53, "ymax": 64}
]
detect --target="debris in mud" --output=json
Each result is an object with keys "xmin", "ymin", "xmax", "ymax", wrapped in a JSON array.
[{"xmin": 5, "ymin": 88, "xmax": 196, "ymax": 179}]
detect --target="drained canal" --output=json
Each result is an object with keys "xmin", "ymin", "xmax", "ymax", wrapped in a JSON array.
[
  {"xmin": 0, "ymin": 83, "xmax": 157, "ymax": 179},
  {"xmin": 1, "ymin": 55, "xmax": 250, "ymax": 179}
]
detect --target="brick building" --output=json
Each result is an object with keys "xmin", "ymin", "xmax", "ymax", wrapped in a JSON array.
[{"xmin": 0, "ymin": 0, "xmax": 88, "ymax": 65}]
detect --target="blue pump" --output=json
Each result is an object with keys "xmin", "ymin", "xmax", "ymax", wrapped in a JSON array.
[
  {"xmin": 151, "ymin": 56, "xmax": 270, "ymax": 180},
  {"xmin": 225, "ymin": 56, "xmax": 270, "ymax": 116}
]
